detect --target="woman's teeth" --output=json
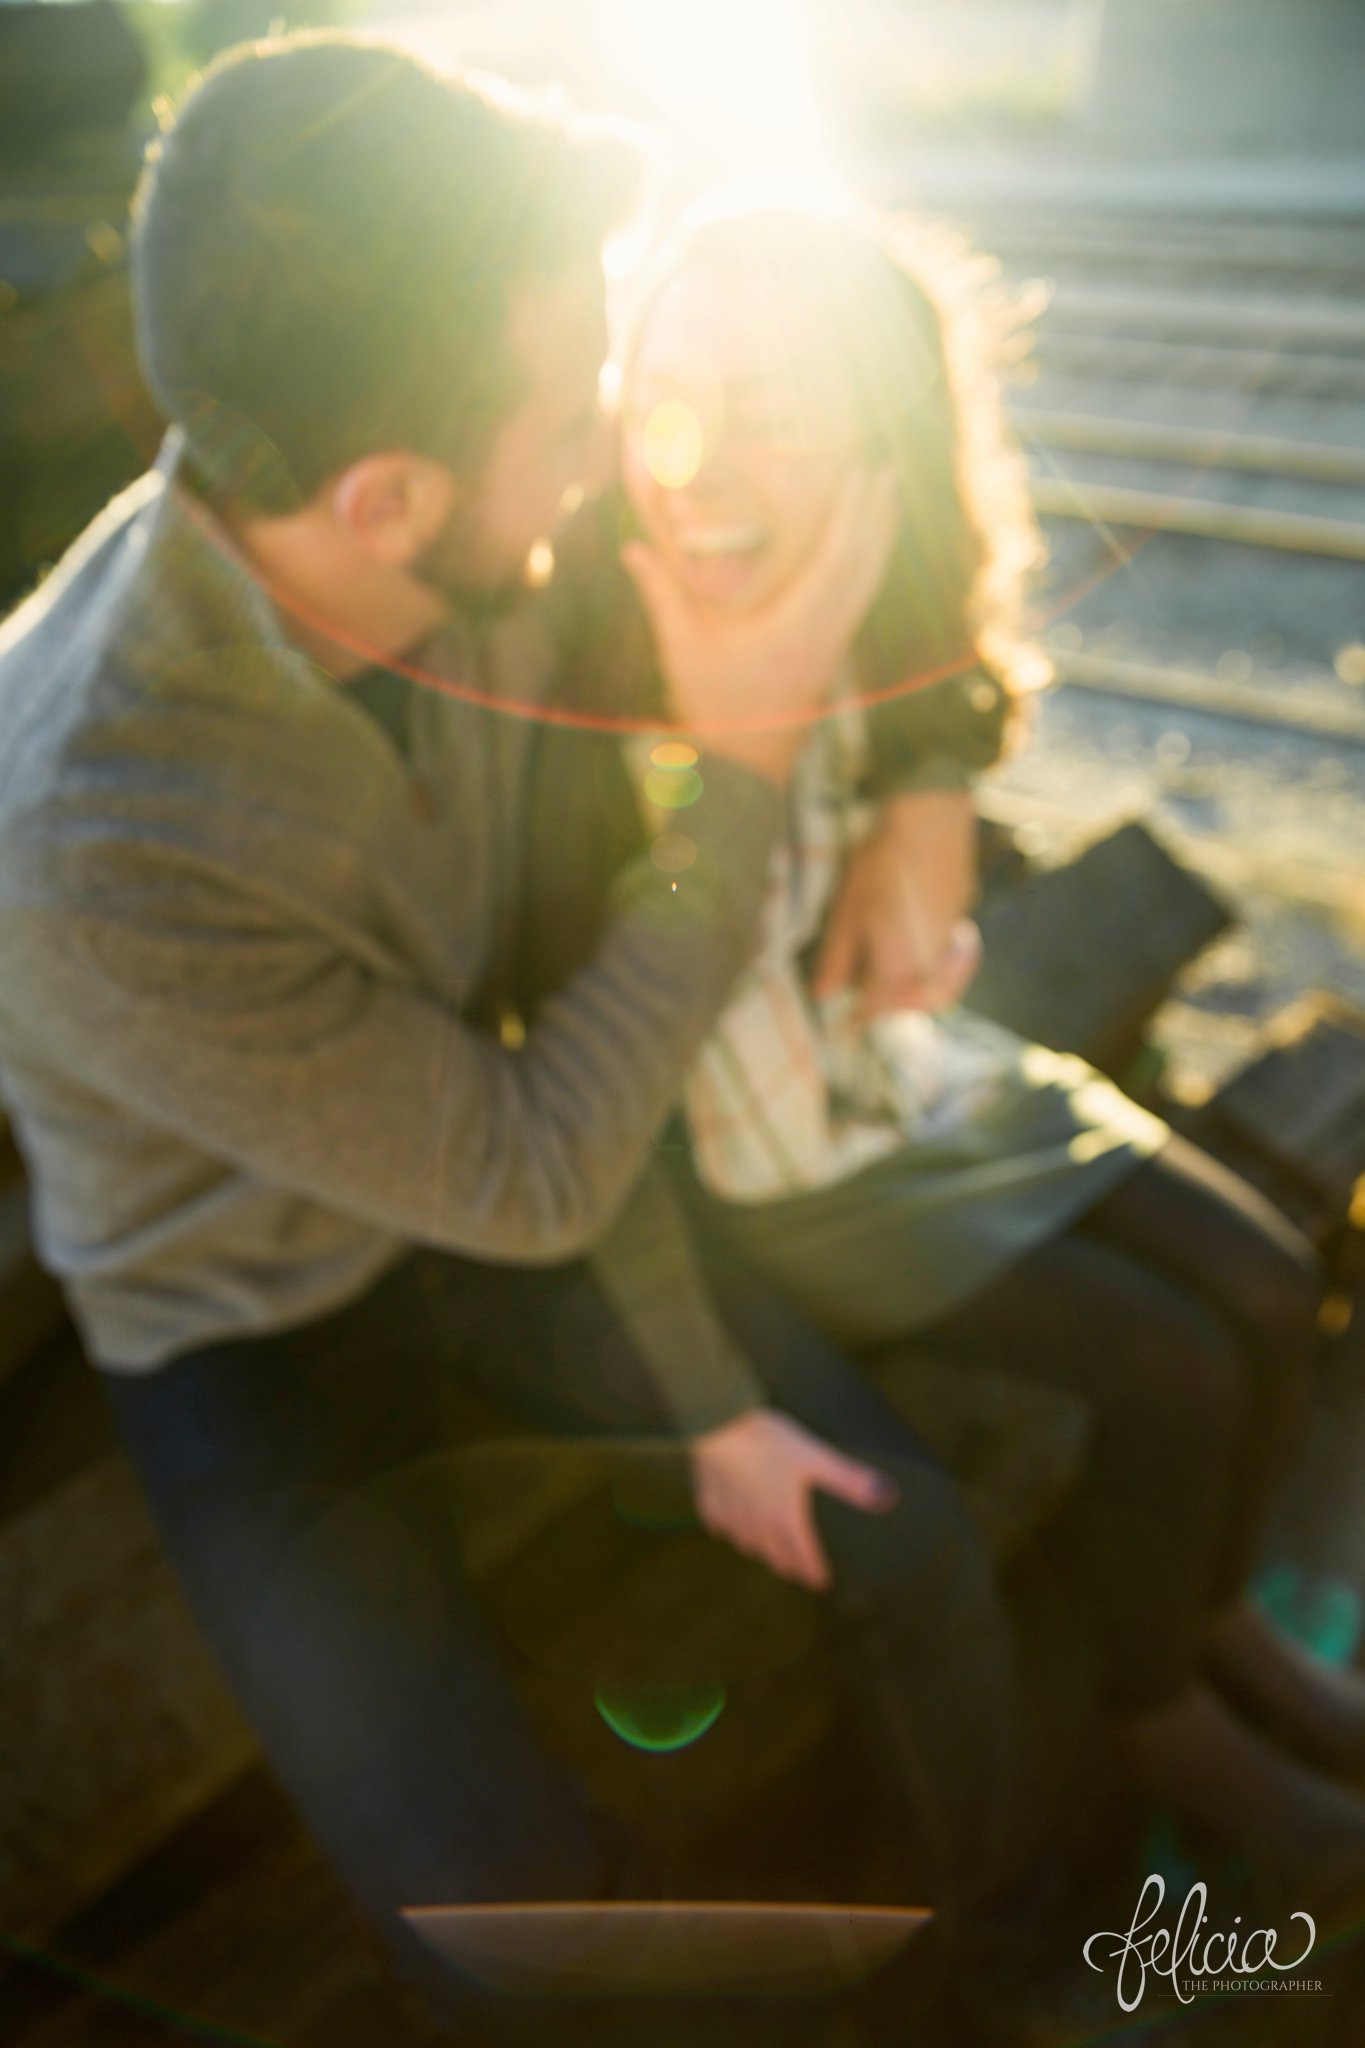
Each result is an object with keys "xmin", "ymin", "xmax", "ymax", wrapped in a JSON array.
[{"xmin": 676, "ymin": 526, "xmax": 765, "ymax": 558}]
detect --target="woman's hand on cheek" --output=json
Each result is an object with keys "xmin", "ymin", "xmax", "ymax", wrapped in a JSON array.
[{"xmin": 813, "ymin": 789, "xmax": 982, "ymax": 1018}]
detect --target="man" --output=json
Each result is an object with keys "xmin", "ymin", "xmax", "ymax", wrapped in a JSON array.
[{"xmin": 0, "ymin": 34, "xmax": 1019, "ymax": 2033}]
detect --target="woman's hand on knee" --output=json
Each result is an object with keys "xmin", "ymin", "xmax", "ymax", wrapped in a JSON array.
[{"xmin": 687, "ymin": 1407, "xmax": 898, "ymax": 1591}]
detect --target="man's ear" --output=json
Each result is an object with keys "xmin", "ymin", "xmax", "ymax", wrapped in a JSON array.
[{"xmin": 330, "ymin": 454, "xmax": 457, "ymax": 567}]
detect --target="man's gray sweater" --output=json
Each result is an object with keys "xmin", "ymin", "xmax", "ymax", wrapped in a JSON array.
[{"xmin": 0, "ymin": 435, "xmax": 781, "ymax": 1419}]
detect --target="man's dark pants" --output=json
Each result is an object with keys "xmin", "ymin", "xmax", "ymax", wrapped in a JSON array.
[{"xmin": 102, "ymin": 1235, "xmax": 1022, "ymax": 2040}]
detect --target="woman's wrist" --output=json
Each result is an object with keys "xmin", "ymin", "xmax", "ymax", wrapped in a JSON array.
[{"xmin": 880, "ymin": 784, "xmax": 976, "ymax": 835}]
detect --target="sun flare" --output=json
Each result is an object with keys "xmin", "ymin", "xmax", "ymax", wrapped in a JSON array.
[{"xmin": 598, "ymin": 0, "xmax": 825, "ymax": 171}]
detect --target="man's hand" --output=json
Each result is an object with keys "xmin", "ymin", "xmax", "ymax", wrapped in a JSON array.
[
  {"xmin": 813, "ymin": 788, "xmax": 982, "ymax": 1019},
  {"xmin": 621, "ymin": 468, "xmax": 898, "ymax": 786},
  {"xmin": 688, "ymin": 1407, "xmax": 898, "ymax": 1591}
]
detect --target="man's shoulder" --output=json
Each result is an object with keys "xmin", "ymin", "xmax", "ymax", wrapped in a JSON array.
[
  {"xmin": 0, "ymin": 466, "xmax": 162, "ymax": 692},
  {"xmin": 0, "ymin": 468, "xmax": 363, "ymax": 901},
  {"xmin": 0, "ymin": 450, "xmax": 227, "ymax": 723},
  {"xmin": 0, "ymin": 472, "xmax": 164, "ymax": 843}
]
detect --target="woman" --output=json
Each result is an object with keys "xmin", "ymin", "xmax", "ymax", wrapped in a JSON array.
[{"xmin": 524, "ymin": 197, "xmax": 1365, "ymax": 1916}]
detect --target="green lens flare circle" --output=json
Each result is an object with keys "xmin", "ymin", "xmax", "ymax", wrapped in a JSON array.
[{"xmin": 594, "ymin": 1683, "xmax": 726, "ymax": 1752}]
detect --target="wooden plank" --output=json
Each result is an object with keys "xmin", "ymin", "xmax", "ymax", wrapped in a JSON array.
[
  {"xmin": 967, "ymin": 819, "xmax": 1231, "ymax": 1074},
  {"xmin": 0, "ymin": 1325, "xmax": 113, "ymax": 1529},
  {"xmin": 1187, "ymin": 997, "xmax": 1365, "ymax": 1241},
  {"xmin": 0, "ymin": 1454, "xmax": 257, "ymax": 1942},
  {"xmin": 0, "ymin": 1766, "xmax": 443, "ymax": 2048},
  {"xmin": 0, "ymin": 1174, "xmax": 67, "ymax": 1390},
  {"xmin": 976, "ymin": 785, "xmax": 1365, "ymax": 931}
]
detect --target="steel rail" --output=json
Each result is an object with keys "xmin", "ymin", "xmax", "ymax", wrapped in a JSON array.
[
  {"xmin": 1044, "ymin": 283, "xmax": 1365, "ymax": 352},
  {"xmin": 1034, "ymin": 331, "xmax": 1365, "ymax": 398},
  {"xmin": 1014, "ymin": 409, "xmax": 1365, "ymax": 489},
  {"xmin": 1031, "ymin": 475, "xmax": 1365, "ymax": 562},
  {"xmin": 1050, "ymin": 651, "xmax": 1365, "ymax": 748}
]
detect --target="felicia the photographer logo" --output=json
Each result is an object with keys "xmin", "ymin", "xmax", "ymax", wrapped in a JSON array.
[{"xmin": 1084, "ymin": 1873, "xmax": 1319, "ymax": 2013}]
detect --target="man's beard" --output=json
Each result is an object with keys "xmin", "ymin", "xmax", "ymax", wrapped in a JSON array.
[{"xmin": 412, "ymin": 502, "xmax": 532, "ymax": 625}]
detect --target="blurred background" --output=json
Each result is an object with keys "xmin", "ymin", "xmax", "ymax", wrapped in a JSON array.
[{"xmin": 2, "ymin": 4, "xmax": 1365, "ymax": 2044}]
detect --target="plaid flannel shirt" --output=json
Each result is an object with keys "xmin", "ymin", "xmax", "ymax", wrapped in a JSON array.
[{"xmin": 629, "ymin": 688, "xmax": 1015, "ymax": 1203}]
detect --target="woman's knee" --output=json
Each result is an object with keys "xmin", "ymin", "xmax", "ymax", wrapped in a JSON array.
[
  {"xmin": 1200, "ymin": 1192, "xmax": 1321, "ymax": 1366},
  {"xmin": 821, "ymin": 1456, "xmax": 1004, "ymax": 1654},
  {"xmin": 1173, "ymin": 1190, "xmax": 1319, "ymax": 1456},
  {"xmin": 1106, "ymin": 1134, "xmax": 1324, "ymax": 1359},
  {"xmin": 1084, "ymin": 1283, "xmax": 1248, "ymax": 1507},
  {"xmin": 1239, "ymin": 1227, "xmax": 1322, "ymax": 1366},
  {"xmin": 1160, "ymin": 1301, "xmax": 1246, "ymax": 1435}
]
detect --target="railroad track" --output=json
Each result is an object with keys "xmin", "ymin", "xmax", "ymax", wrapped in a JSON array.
[
  {"xmin": 925, "ymin": 187, "xmax": 1365, "ymax": 752},
  {"xmin": 1014, "ymin": 410, "xmax": 1365, "ymax": 489},
  {"xmin": 1029, "ymin": 477, "xmax": 1365, "ymax": 565},
  {"xmin": 1048, "ymin": 651, "xmax": 1365, "ymax": 750},
  {"xmin": 1032, "ymin": 330, "xmax": 1365, "ymax": 399},
  {"xmin": 1047, "ymin": 282, "xmax": 1365, "ymax": 353},
  {"xmin": 967, "ymin": 222, "xmax": 1365, "ymax": 296},
  {"xmin": 893, "ymin": 175, "xmax": 1365, "ymax": 969}
]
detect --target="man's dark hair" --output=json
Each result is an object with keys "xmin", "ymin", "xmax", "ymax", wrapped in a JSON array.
[{"xmin": 131, "ymin": 33, "xmax": 641, "ymax": 510}]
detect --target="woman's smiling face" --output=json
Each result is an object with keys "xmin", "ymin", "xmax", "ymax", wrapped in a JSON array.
[{"xmin": 621, "ymin": 262, "xmax": 864, "ymax": 617}]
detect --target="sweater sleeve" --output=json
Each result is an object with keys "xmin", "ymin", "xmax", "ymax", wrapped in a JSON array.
[
  {"xmin": 10, "ymin": 758, "xmax": 782, "ymax": 1273},
  {"xmin": 862, "ymin": 663, "xmax": 1012, "ymax": 799},
  {"xmin": 587, "ymin": 1150, "xmax": 766, "ymax": 1434}
]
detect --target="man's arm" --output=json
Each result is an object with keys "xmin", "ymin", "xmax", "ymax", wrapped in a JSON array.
[
  {"xmin": 587, "ymin": 1149, "xmax": 765, "ymax": 1432},
  {"xmin": 588, "ymin": 1153, "xmax": 898, "ymax": 1587},
  {"xmin": 9, "ymin": 760, "xmax": 780, "ymax": 1270}
]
